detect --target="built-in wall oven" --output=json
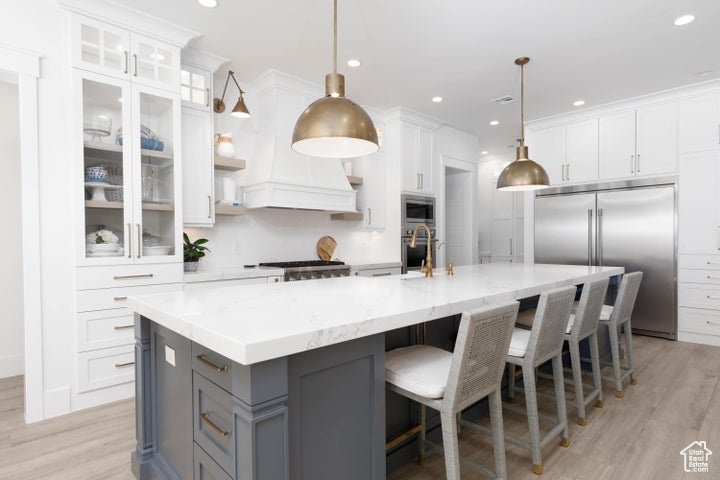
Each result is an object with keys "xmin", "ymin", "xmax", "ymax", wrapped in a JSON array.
[{"xmin": 401, "ymin": 195, "xmax": 437, "ymax": 273}]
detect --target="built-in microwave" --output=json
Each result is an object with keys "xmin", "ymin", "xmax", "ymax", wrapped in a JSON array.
[{"xmin": 401, "ymin": 194, "xmax": 435, "ymax": 228}]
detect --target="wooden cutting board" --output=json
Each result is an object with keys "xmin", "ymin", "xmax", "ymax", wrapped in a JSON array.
[{"xmin": 316, "ymin": 236, "xmax": 337, "ymax": 261}]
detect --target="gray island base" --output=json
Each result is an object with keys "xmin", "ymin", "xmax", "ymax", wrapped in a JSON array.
[{"xmin": 129, "ymin": 264, "xmax": 624, "ymax": 480}]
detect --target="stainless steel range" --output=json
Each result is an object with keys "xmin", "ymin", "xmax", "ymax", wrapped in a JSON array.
[{"xmin": 258, "ymin": 260, "xmax": 351, "ymax": 282}]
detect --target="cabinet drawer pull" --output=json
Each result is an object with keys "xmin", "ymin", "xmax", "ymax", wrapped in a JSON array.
[
  {"xmin": 707, "ymin": 261, "xmax": 720, "ymax": 265},
  {"xmin": 200, "ymin": 412, "xmax": 231, "ymax": 437},
  {"xmin": 113, "ymin": 296, "xmax": 128, "ymax": 301},
  {"xmin": 113, "ymin": 324, "xmax": 134, "ymax": 330},
  {"xmin": 706, "ymin": 295, "xmax": 720, "ymax": 300},
  {"xmin": 561, "ymin": 164, "xmax": 565, "ymax": 182},
  {"xmin": 137, "ymin": 224, "xmax": 142, "ymax": 259},
  {"xmin": 196, "ymin": 353, "xmax": 228, "ymax": 372},
  {"xmin": 630, "ymin": 154, "xmax": 634, "ymax": 173},
  {"xmin": 566, "ymin": 164, "xmax": 570, "ymax": 181},
  {"xmin": 707, "ymin": 320, "xmax": 720, "ymax": 326},
  {"xmin": 205, "ymin": 87, "xmax": 210, "ymax": 107},
  {"xmin": 372, "ymin": 272, "xmax": 392, "ymax": 277},
  {"xmin": 115, "ymin": 361, "xmax": 134, "ymax": 368},
  {"xmin": 127, "ymin": 223, "xmax": 132, "ymax": 258},
  {"xmin": 273, "ymin": 277, "xmax": 280, "ymax": 283},
  {"xmin": 707, "ymin": 276, "xmax": 720, "ymax": 280},
  {"xmin": 113, "ymin": 273, "xmax": 154, "ymax": 280},
  {"xmin": 208, "ymin": 195, "xmax": 212, "ymax": 219}
]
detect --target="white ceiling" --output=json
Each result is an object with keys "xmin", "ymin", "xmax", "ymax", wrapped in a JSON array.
[{"xmin": 114, "ymin": 0, "xmax": 720, "ymax": 159}]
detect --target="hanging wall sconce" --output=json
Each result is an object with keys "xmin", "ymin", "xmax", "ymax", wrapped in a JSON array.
[{"xmin": 213, "ymin": 70, "xmax": 251, "ymax": 118}]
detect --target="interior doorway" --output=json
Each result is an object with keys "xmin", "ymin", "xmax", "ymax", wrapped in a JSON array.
[
  {"xmin": 443, "ymin": 163, "xmax": 475, "ymax": 266},
  {"xmin": 0, "ymin": 71, "xmax": 23, "ymax": 380}
]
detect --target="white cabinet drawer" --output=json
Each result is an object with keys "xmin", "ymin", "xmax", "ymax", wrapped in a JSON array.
[
  {"xmin": 678, "ymin": 307, "xmax": 720, "ymax": 337},
  {"xmin": 184, "ymin": 276, "xmax": 271, "ymax": 292},
  {"xmin": 77, "ymin": 311, "xmax": 135, "ymax": 352},
  {"xmin": 678, "ymin": 284, "xmax": 720, "ymax": 309},
  {"xmin": 76, "ymin": 283, "xmax": 182, "ymax": 313},
  {"xmin": 77, "ymin": 345, "xmax": 134, "ymax": 393},
  {"xmin": 76, "ymin": 263, "xmax": 183, "ymax": 290},
  {"xmin": 679, "ymin": 270, "xmax": 720, "ymax": 286},
  {"xmin": 679, "ymin": 254, "xmax": 720, "ymax": 271}
]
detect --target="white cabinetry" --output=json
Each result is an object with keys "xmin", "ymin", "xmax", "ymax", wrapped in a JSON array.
[
  {"xmin": 533, "ymin": 119, "xmax": 598, "ymax": 186},
  {"xmin": 599, "ymin": 104, "xmax": 676, "ymax": 180},
  {"xmin": 678, "ymin": 94, "xmax": 720, "ymax": 154},
  {"xmin": 354, "ymin": 151, "xmax": 387, "ymax": 229},
  {"xmin": 182, "ymin": 105, "xmax": 214, "ymax": 226},
  {"xmin": 400, "ymin": 124, "xmax": 434, "ymax": 194},
  {"xmin": 490, "ymin": 182, "xmax": 523, "ymax": 263},
  {"xmin": 678, "ymin": 150, "xmax": 720, "ymax": 346},
  {"xmin": 70, "ymin": 14, "xmax": 180, "ymax": 92}
]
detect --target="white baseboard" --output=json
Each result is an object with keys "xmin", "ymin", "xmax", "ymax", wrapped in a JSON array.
[
  {"xmin": 43, "ymin": 386, "xmax": 71, "ymax": 419},
  {"xmin": 0, "ymin": 353, "xmax": 24, "ymax": 379},
  {"xmin": 72, "ymin": 381, "xmax": 134, "ymax": 412}
]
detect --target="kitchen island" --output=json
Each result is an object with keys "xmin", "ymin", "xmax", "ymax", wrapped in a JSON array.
[{"xmin": 129, "ymin": 263, "xmax": 623, "ymax": 480}]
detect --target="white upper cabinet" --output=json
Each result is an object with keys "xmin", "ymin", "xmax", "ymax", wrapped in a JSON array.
[
  {"xmin": 181, "ymin": 107, "xmax": 214, "ymax": 227},
  {"xmin": 565, "ymin": 118, "xmax": 599, "ymax": 183},
  {"xmin": 400, "ymin": 123, "xmax": 434, "ymax": 194},
  {"xmin": 416, "ymin": 127, "xmax": 434, "ymax": 194},
  {"xmin": 679, "ymin": 151, "xmax": 720, "ymax": 254},
  {"xmin": 599, "ymin": 104, "xmax": 676, "ymax": 180},
  {"xmin": 678, "ymin": 94, "xmax": 720, "ymax": 154},
  {"xmin": 599, "ymin": 110, "xmax": 637, "ymax": 180},
  {"xmin": 180, "ymin": 65, "xmax": 212, "ymax": 111},
  {"xmin": 636, "ymin": 103, "xmax": 677, "ymax": 176},
  {"xmin": 355, "ymin": 151, "xmax": 387, "ymax": 229},
  {"xmin": 70, "ymin": 14, "xmax": 180, "ymax": 92},
  {"xmin": 534, "ymin": 125, "xmax": 565, "ymax": 185}
]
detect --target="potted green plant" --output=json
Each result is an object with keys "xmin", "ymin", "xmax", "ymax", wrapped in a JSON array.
[{"xmin": 183, "ymin": 233, "xmax": 210, "ymax": 273}]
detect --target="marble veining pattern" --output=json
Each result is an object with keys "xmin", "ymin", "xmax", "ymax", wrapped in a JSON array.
[{"xmin": 130, "ymin": 263, "xmax": 624, "ymax": 365}]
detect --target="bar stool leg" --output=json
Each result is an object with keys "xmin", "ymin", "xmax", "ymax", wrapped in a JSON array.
[
  {"xmin": 507, "ymin": 364, "xmax": 516, "ymax": 401},
  {"xmin": 589, "ymin": 333, "xmax": 604, "ymax": 408},
  {"xmin": 568, "ymin": 340, "xmax": 586, "ymax": 425},
  {"xmin": 418, "ymin": 404, "xmax": 426, "ymax": 464},
  {"xmin": 552, "ymin": 354, "xmax": 570, "ymax": 446},
  {"xmin": 624, "ymin": 322, "xmax": 637, "ymax": 385},
  {"xmin": 608, "ymin": 324, "xmax": 624, "ymax": 397},
  {"xmin": 522, "ymin": 364, "xmax": 543, "ymax": 474},
  {"xmin": 489, "ymin": 389, "xmax": 507, "ymax": 480},
  {"xmin": 441, "ymin": 410, "xmax": 461, "ymax": 480}
]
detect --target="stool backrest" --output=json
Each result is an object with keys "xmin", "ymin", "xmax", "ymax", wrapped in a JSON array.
[
  {"xmin": 444, "ymin": 302, "xmax": 518, "ymax": 412},
  {"xmin": 610, "ymin": 271, "xmax": 643, "ymax": 326},
  {"xmin": 570, "ymin": 278, "xmax": 610, "ymax": 339},
  {"xmin": 526, "ymin": 286, "xmax": 576, "ymax": 365}
]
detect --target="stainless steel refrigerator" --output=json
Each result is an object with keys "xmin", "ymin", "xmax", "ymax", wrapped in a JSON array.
[{"xmin": 534, "ymin": 178, "xmax": 676, "ymax": 339}]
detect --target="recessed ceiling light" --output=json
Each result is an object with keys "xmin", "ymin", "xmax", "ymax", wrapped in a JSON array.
[
  {"xmin": 432, "ymin": 96, "xmax": 443, "ymax": 103},
  {"xmin": 573, "ymin": 100, "xmax": 586, "ymax": 107},
  {"xmin": 489, "ymin": 120, "xmax": 499, "ymax": 126},
  {"xmin": 198, "ymin": 0, "xmax": 218, "ymax": 8},
  {"xmin": 481, "ymin": 151, "xmax": 489, "ymax": 155},
  {"xmin": 347, "ymin": 59, "xmax": 361, "ymax": 68},
  {"xmin": 674, "ymin": 14, "xmax": 695, "ymax": 26}
]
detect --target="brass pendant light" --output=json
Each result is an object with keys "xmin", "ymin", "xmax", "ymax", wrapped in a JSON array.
[
  {"xmin": 291, "ymin": 0, "xmax": 379, "ymax": 158},
  {"xmin": 496, "ymin": 57, "xmax": 549, "ymax": 191}
]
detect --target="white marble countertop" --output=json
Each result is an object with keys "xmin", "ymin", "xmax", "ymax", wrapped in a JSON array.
[
  {"xmin": 131, "ymin": 263, "xmax": 624, "ymax": 366},
  {"xmin": 184, "ymin": 266, "xmax": 285, "ymax": 283}
]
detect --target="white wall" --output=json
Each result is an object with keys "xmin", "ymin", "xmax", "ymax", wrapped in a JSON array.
[{"xmin": 0, "ymin": 78, "xmax": 24, "ymax": 378}]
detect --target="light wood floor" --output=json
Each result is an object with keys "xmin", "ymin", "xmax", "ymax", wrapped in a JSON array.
[{"xmin": 1, "ymin": 335, "xmax": 719, "ymax": 479}]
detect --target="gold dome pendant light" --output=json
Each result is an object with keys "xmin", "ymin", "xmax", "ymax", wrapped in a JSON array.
[
  {"xmin": 497, "ymin": 57, "xmax": 549, "ymax": 191},
  {"xmin": 291, "ymin": 0, "xmax": 379, "ymax": 158}
]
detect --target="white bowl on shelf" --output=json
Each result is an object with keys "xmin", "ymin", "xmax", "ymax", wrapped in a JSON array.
[
  {"xmin": 87, "ymin": 243, "xmax": 120, "ymax": 253},
  {"xmin": 143, "ymin": 245, "xmax": 172, "ymax": 256}
]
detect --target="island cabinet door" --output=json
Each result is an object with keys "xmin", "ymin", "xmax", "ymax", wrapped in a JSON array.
[{"xmin": 288, "ymin": 333, "xmax": 386, "ymax": 480}]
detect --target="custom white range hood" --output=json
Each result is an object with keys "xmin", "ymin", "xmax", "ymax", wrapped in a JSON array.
[{"xmin": 242, "ymin": 70, "xmax": 357, "ymax": 212}]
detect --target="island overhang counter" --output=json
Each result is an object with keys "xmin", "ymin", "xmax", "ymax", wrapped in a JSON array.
[{"xmin": 129, "ymin": 263, "xmax": 624, "ymax": 480}]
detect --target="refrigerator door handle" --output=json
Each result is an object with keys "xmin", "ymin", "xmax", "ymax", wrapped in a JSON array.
[
  {"xmin": 597, "ymin": 208, "xmax": 603, "ymax": 267},
  {"xmin": 588, "ymin": 209, "xmax": 593, "ymax": 267}
]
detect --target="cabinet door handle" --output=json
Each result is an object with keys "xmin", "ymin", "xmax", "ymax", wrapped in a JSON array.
[
  {"xmin": 707, "ymin": 276, "xmax": 720, "ymax": 280},
  {"xmin": 509, "ymin": 238, "xmax": 513, "ymax": 256},
  {"xmin": 113, "ymin": 273, "xmax": 153, "ymax": 280},
  {"xmin": 133, "ymin": 54, "xmax": 138, "ymax": 77},
  {"xmin": 123, "ymin": 51, "xmax": 129, "ymax": 74},
  {"xmin": 113, "ymin": 296, "xmax": 128, "ymax": 301},
  {"xmin": 597, "ymin": 208, "xmax": 603, "ymax": 267},
  {"xmin": 566, "ymin": 164, "xmax": 570, "ymax": 181},
  {"xmin": 115, "ymin": 361, "xmax": 134, "ymax": 368},
  {"xmin": 113, "ymin": 324, "xmax": 134, "ymax": 330},
  {"xmin": 636, "ymin": 153, "xmax": 640, "ymax": 173},
  {"xmin": 126, "ymin": 223, "xmax": 132, "ymax": 258},
  {"xmin": 196, "ymin": 353, "xmax": 228, "ymax": 372},
  {"xmin": 200, "ymin": 412, "xmax": 231, "ymax": 437},
  {"xmin": 136, "ymin": 224, "xmax": 142, "ymax": 259},
  {"xmin": 630, "ymin": 154, "xmax": 634, "ymax": 173},
  {"xmin": 420, "ymin": 174, "xmax": 424, "ymax": 190},
  {"xmin": 588, "ymin": 209, "xmax": 593, "ymax": 267},
  {"xmin": 707, "ymin": 320, "xmax": 720, "ymax": 326},
  {"xmin": 706, "ymin": 295, "xmax": 720, "ymax": 300},
  {"xmin": 561, "ymin": 164, "xmax": 565, "ymax": 181},
  {"xmin": 208, "ymin": 195, "xmax": 212, "ymax": 219},
  {"xmin": 205, "ymin": 88, "xmax": 210, "ymax": 107},
  {"xmin": 372, "ymin": 272, "xmax": 392, "ymax": 277},
  {"xmin": 707, "ymin": 261, "xmax": 720, "ymax": 265},
  {"xmin": 368, "ymin": 208, "xmax": 372, "ymax": 225}
]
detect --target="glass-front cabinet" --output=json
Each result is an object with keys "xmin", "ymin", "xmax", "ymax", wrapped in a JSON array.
[{"xmin": 76, "ymin": 69, "xmax": 181, "ymax": 265}]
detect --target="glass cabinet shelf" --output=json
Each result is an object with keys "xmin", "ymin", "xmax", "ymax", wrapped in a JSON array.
[
  {"xmin": 84, "ymin": 142, "xmax": 173, "ymax": 160},
  {"xmin": 85, "ymin": 200, "xmax": 174, "ymax": 211}
]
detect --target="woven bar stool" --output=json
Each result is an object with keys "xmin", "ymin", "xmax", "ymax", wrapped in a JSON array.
[
  {"xmin": 519, "ymin": 279, "xmax": 609, "ymax": 426},
  {"xmin": 590, "ymin": 272, "xmax": 643, "ymax": 398},
  {"xmin": 385, "ymin": 302, "xmax": 518, "ymax": 480},
  {"xmin": 504, "ymin": 286, "xmax": 576, "ymax": 475}
]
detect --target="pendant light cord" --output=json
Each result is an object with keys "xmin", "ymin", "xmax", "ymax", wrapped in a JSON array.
[
  {"xmin": 520, "ymin": 62, "xmax": 524, "ymax": 146},
  {"xmin": 333, "ymin": 0, "xmax": 338, "ymax": 74}
]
